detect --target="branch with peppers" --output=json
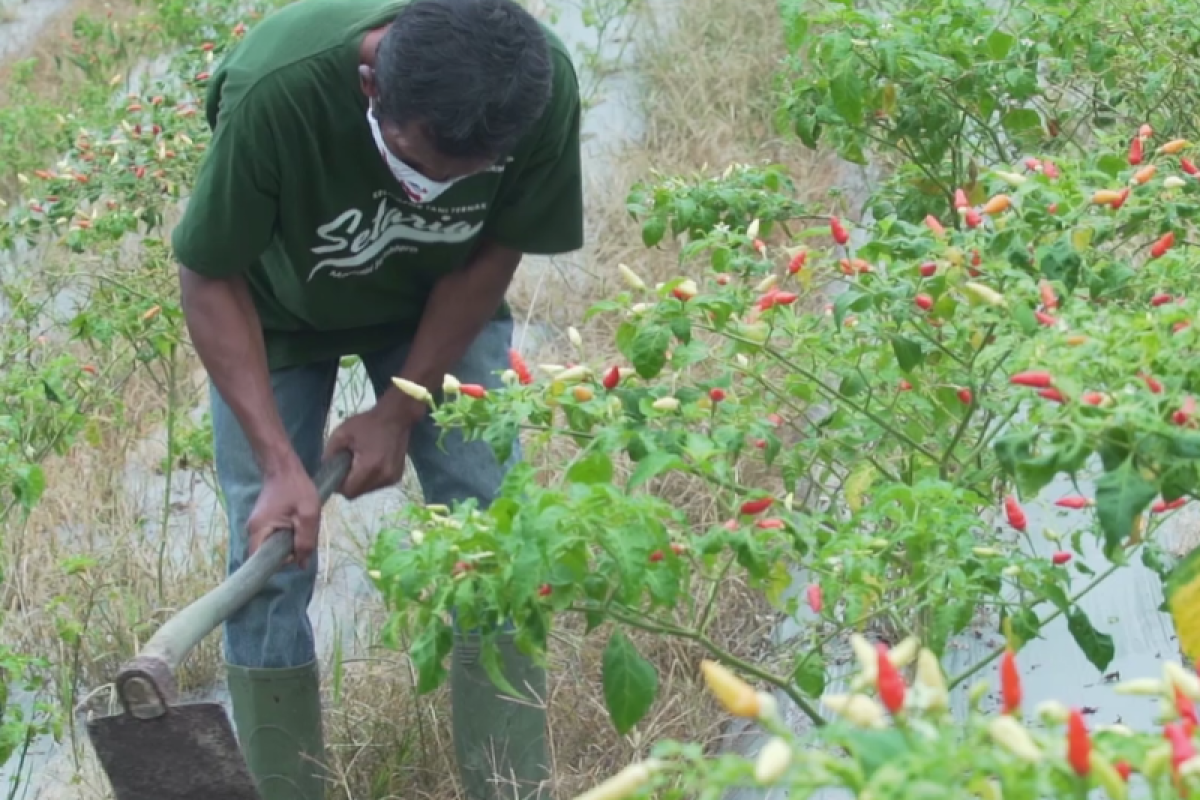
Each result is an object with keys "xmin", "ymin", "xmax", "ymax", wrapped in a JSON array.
[{"xmin": 570, "ymin": 643, "xmax": 1200, "ymax": 800}]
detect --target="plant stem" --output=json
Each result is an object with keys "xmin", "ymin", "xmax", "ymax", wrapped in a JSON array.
[
  {"xmin": 946, "ymin": 562, "xmax": 1122, "ymax": 691},
  {"xmin": 602, "ymin": 605, "xmax": 826, "ymax": 725},
  {"xmin": 156, "ymin": 345, "xmax": 178, "ymax": 602}
]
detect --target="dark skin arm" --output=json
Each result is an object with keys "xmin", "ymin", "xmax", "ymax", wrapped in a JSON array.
[
  {"xmin": 179, "ymin": 267, "xmax": 322, "ymax": 566},
  {"xmin": 323, "ymin": 238, "xmax": 523, "ymax": 498}
]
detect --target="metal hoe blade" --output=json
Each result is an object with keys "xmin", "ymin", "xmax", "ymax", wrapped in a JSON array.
[
  {"xmin": 85, "ymin": 452, "xmax": 351, "ymax": 800},
  {"xmin": 87, "ymin": 702, "xmax": 259, "ymax": 800}
]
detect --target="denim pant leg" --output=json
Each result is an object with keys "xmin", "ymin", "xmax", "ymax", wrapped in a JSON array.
[
  {"xmin": 211, "ymin": 360, "xmax": 339, "ymax": 669},
  {"xmin": 359, "ymin": 318, "xmax": 520, "ymax": 509}
]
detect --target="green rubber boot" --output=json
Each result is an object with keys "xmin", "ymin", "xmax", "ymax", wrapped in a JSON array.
[
  {"xmin": 226, "ymin": 661, "xmax": 328, "ymax": 800},
  {"xmin": 451, "ymin": 632, "xmax": 551, "ymax": 800}
]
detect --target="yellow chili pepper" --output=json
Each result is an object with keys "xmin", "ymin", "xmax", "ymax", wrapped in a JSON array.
[
  {"xmin": 988, "ymin": 715, "xmax": 1042, "ymax": 762},
  {"xmin": 617, "ymin": 263, "xmax": 647, "ymax": 291},
  {"xmin": 700, "ymin": 660, "xmax": 760, "ymax": 718},
  {"xmin": 981, "ymin": 194, "xmax": 1012, "ymax": 214}
]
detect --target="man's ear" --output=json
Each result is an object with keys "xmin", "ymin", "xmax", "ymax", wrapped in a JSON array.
[{"xmin": 358, "ymin": 65, "xmax": 377, "ymax": 99}]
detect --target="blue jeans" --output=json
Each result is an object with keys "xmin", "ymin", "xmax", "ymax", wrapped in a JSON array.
[{"xmin": 211, "ymin": 319, "xmax": 517, "ymax": 669}]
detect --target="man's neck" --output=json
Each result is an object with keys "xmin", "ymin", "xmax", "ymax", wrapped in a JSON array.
[{"xmin": 359, "ymin": 25, "xmax": 390, "ymax": 66}]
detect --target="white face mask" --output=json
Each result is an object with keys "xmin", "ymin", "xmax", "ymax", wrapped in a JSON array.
[{"xmin": 366, "ymin": 106, "xmax": 461, "ymax": 203}]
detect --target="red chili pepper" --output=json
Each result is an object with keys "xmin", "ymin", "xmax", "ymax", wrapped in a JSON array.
[
  {"xmin": 1042, "ymin": 160, "xmax": 1060, "ymax": 179},
  {"xmin": 1038, "ymin": 280, "xmax": 1058, "ymax": 311},
  {"xmin": 602, "ymin": 365, "xmax": 621, "ymax": 390},
  {"xmin": 670, "ymin": 542, "xmax": 687, "ymax": 555},
  {"xmin": 1175, "ymin": 321, "xmax": 1192, "ymax": 335},
  {"xmin": 722, "ymin": 519, "xmax": 739, "ymax": 531},
  {"xmin": 924, "ymin": 215, "xmax": 946, "ymax": 237},
  {"xmin": 1024, "ymin": 157, "xmax": 1041, "ymax": 171},
  {"xmin": 649, "ymin": 550, "xmax": 665, "ymax": 563},
  {"xmin": 1165, "ymin": 722, "xmax": 1197, "ymax": 770},
  {"xmin": 972, "ymin": 250, "xmax": 982, "ymax": 267},
  {"xmin": 954, "ymin": 188, "xmax": 970, "ymax": 210},
  {"xmin": 1151, "ymin": 231, "xmax": 1176, "ymax": 259},
  {"xmin": 1175, "ymin": 396, "xmax": 1197, "ymax": 426},
  {"xmin": 1115, "ymin": 760, "xmax": 1133, "ymax": 781},
  {"xmin": 1034, "ymin": 311, "xmax": 1059, "ymax": 327},
  {"xmin": 919, "ymin": 261, "xmax": 937, "ymax": 277},
  {"xmin": 1004, "ymin": 496, "xmax": 1027, "ymax": 532},
  {"xmin": 1112, "ymin": 187, "xmax": 1131, "ymax": 210},
  {"xmin": 1047, "ymin": 203, "xmax": 1059, "ymax": 215},
  {"xmin": 1010, "ymin": 371, "xmax": 1054, "ymax": 388},
  {"xmin": 1130, "ymin": 137, "xmax": 1144, "ymax": 165},
  {"xmin": 957, "ymin": 387, "xmax": 973, "ymax": 405},
  {"xmin": 1153, "ymin": 293, "xmax": 1175, "ymax": 307},
  {"xmin": 830, "ymin": 216, "xmax": 850, "ymax": 245},
  {"xmin": 773, "ymin": 292, "xmax": 799, "ymax": 306},
  {"xmin": 1142, "ymin": 373, "xmax": 1165, "ymax": 394},
  {"xmin": 1038, "ymin": 388, "xmax": 1067, "ymax": 404},
  {"xmin": 1177, "ymin": 684, "xmax": 1199, "ymax": 735},
  {"xmin": 874, "ymin": 643, "xmax": 906, "ymax": 714},
  {"xmin": 1184, "ymin": 158, "xmax": 1200, "ymax": 176},
  {"xmin": 1052, "ymin": 551, "xmax": 1073, "ymax": 565},
  {"xmin": 538, "ymin": 583, "xmax": 553, "ymax": 597},
  {"xmin": 509, "ymin": 349, "xmax": 533, "ymax": 385},
  {"xmin": 1139, "ymin": 123, "xmax": 1154, "ymax": 140},
  {"xmin": 460, "ymin": 384, "xmax": 487, "ymax": 398},
  {"xmin": 755, "ymin": 518, "xmax": 785, "ymax": 530},
  {"xmin": 806, "ymin": 584, "xmax": 823, "ymax": 614},
  {"xmin": 452, "ymin": 560, "xmax": 474, "ymax": 576},
  {"xmin": 740, "ymin": 497, "xmax": 774, "ymax": 516},
  {"xmin": 898, "ymin": 379, "xmax": 913, "ymax": 391},
  {"xmin": 788, "ymin": 251, "xmax": 807, "ymax": 274},
  {"xmin": 1066, "ymin": 708, "xmax": 1092, "ymax": 776},
  {"xmin": 1055, "ymin": 496, "xmax": 1092, "ymax": 509},
  {"xmin": 709, "ymin": 387, "xmax": 726, "ymax": 403},
  {"xmin": 1153, "ymin": 497, "xmax": 1188, "ymax": 513},
  {"xmin": 767, "ymin": 413, "xmax": 784, "ymax": 427},
  {"xmin": 964, "ymin": 208, "xmax": 982, "ymax": 229},
  {"xmin": 1000, "ymin": 649, "xmax": 1022, "ymax": 714},
  {"xmin": 758, "ymin": 289, "xmax": 780, "ymax": 311},
  {"xmin": 915, "ymin": 294, "xmax": 934, "ymax": 311},
  {"xmin": 1081, "ymin": 392, "xmax": 1105, "ymax": 406},
  {"xmin": 753, "ymin": 238, "xmax": 767, "ymax": 255}
]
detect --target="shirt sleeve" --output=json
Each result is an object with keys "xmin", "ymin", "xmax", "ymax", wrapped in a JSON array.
[
  {"xmin": 482, "ymin": 50, "xmax": 585, "ymax": 255},
  {"xmin": 170, "ymin": 79, "xmax": 282, "ymax": 278}
]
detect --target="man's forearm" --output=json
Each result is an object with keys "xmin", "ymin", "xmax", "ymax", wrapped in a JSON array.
[
  {"xmin": 179, "ymin": 267, "xmax": 299, "ymax": 475},
  {"xmin": 381, "ymin": 240, "xmax": 522, "ymax": 423}
]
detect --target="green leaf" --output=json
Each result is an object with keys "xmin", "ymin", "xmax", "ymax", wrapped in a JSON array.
[
  {"xmin": 779, "ymin": 0, "xmax": 809, "ymax": 52},
  {"xmin": 629, "ymin": 324, "xmax": 672, "ymax": 379},
  {"xmin": 480, "ymin": 639, "xmax": 528, "ymax": 700},
  {"xmin": 1066, "ymin": 608, "xmax": 1115, "ymax": 672},
  {"xmin": 567, "ymin": 450, "xmax": 614, "ymax": 485},
  {"xmin": 830, "ymin": 67, "xmax": 865, "ymax": 125},
  {"xmin": 411, "ymin": 621, "xmax": 454, "ymax": 694},
  {"xmin": 1095, "ymin": 460, "xmax": 1157, "ymax": 553},
  {"xmin": 628, "ymin": 451, "xmax": 685, "ymax": 490},
  {"xmin": 642, "ymin": 216, "xmax": 666, "ymax": 247},
  {"xmin": 601, "ymin": 631, "xmax": 658, "ymax": 735},
  {"xmin": 986, "ymin": 29, "xmax": 1016, "ymax": 59},
  {"xmin": 1000, "ymin": 108, "xmax": 1041, "ymax": 136},
  {"xmin": 793, "ymin": 653, "xmax": 826, "ymax": 698},
  {"xmin": 833, "ymin": 290, "xmax": 871, "ymax": 329},
  {"xmin": 890, "ymin": 336, "xmax": 924, "ymax": 373}
]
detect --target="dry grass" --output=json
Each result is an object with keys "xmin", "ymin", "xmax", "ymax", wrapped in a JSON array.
[{"xmin": 0, "ymin": 0, "xmax": 839, "ymax": 796}]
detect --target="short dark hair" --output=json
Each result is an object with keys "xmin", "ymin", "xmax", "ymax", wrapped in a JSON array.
[{"xmin": 374, "ymin": 0, "xmax": 554, "ymax": 160}]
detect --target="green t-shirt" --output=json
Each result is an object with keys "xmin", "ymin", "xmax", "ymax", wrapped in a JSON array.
[{"xmin": 171, "ymin": 0, "xmax": 584, "ymax": 370}]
